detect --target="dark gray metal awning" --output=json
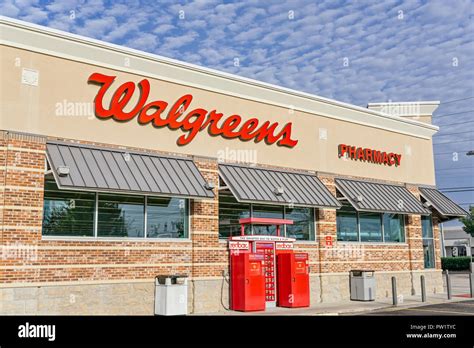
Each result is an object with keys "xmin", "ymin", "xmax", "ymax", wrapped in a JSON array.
[
  {"xmin": 46, "ymin": 142, "xmax": 214, "ymax": 199},
  {"xmin": 219, "ymin": 164, "xmax": 341, "ymax": 208},
  {"xmin": 335, "ymin": 178, "xmax": 430, "ymax": 215},
  {"xmin": 419, "ymin": 187, "xmax": 468, "ymax": 218}
]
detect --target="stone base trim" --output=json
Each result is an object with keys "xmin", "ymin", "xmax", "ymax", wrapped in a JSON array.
[
  {"xmin": 2, "ymin": 225, "xmax": 42, "ymax": 231},
  {"xmin": 309, "ymin": 260, "xmax": 423, "ymax": 264},
  {"xmin": 191, "ymin": 215, "xmax": 219, "ymax": 219},
  {"xmin": 192, "ymin": 231, "xmax": 219, "ymax": 235},
  {"xmin": 310, "ymin": 269, "xmax": 441, "ymax": 276},
  {"xmin": 0, "ymin": 166, "xmax": 45, "ymax": 173},
  {"xmin": 0, "ymin": 270, "xmax": 444, "ymax": 314},
  {"xmin": 314, "ymin": 270, "xmax": 444, "ymax": 303},
  {"xmin": 0, "ymin": 146, "xmax": 46, "ymax": 154},
  {"xmin": 1, "ymin": 262, "xmax": 194, "ymax": 270},
  {"xmin": 0, "ymin": 282, "xmax": 155, "ymax": 315},
  {"xmin": 33, "ymin": 245, "xmax": 193, "ymax": 251}
]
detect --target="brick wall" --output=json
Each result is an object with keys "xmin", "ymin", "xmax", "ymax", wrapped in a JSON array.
[
  {"xmin": 1, "ymin": 132, "xmax": 202, "ymax": 286},
  {"xmin": 1, "ymin": 131, "xmax": 45, "ymax": 249},
  {"xmin": 190, "ymin": 159, "xmax": 226, "ymax": 279},
  {"xmin": 0, "ymin": 132, "xmax": 232, "ymax": 313},
  {"xmin": 310, "ymin": 175, "xmax": 424, "ymax": 274},
  {"xmin": 0, "ymin": 130, "xmax": 444, "ymax": 314}
]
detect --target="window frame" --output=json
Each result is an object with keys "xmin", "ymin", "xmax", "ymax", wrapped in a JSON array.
[
  {"xmin": 284, "ymin": 206, "xmax": 316, "ymax": 242},
  {"xmin": 382, "ymin": 213, "xmax": 406, "ymax": 243},
  {"xmin": 42, "ymin": 179, "xmax": 96, "ymax": 237},
  {"xmin": 42, "ymin": 179, "xmax": 191, "ymax": 241},
  {"xmin": 145, "ymin": 196, "xmax": 190, "ymax": 239},
  {"xmin": 96, "ymin": 192, "xmax": 146, "ymax": 238},
  {"xmin": 336, "ymin": 202, "xmax": 407, "ymax": 244},
  {"xmin": 358, "ymin": 211, "xmax": 383, "ymax": 243},
  {"xmin": 336, "ymin": 204, "xmax": 359, "ymax": 242},
  {"xmin": 421, "ymin": 215, "xmax": 436, "ymax": 269}
]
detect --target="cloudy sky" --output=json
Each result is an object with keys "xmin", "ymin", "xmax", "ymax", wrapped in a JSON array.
[{"xmin": 2, "ymin": 0, "xmax": 473, "ymax": 220}]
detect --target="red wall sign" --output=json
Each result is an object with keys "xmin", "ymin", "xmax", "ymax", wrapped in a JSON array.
[
  {"xmin": 325, "ymin": 236, "xmax": 333, "ymax": 247},
  {"xmin": 88, "ymin": 73, "xmax": 298, "ymax": 148},
  {"xmin": 338, "ymin": 144, "xmax": 402, "ymax": 167}
]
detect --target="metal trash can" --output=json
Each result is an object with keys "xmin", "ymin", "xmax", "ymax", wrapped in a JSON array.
[
  {"xmin": 154, "ymin": 275, "xmax": 188, "ymax": 315},
  {"xmin": 349, "ymin": 270, "xmax": 376, "ymax": 301}
]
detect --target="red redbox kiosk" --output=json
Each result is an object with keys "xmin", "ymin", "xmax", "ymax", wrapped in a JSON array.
[
  {"xmin": 277, "ymin": 252, "xmax": 310, "ymax": 308},
  {"xmin": 237, "ymin": 217, "xmax": 294, "ymax": 308},
  {"xmin": 230, "ymin": 252, "xmax": 265, "ymax": 311},
  {"xmin": 229, "ymin": 218, "xmax": 313, "ymax": 311}
]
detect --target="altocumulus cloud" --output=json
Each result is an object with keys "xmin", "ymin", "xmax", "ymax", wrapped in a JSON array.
[{"xmin": 1, "ymin": 0, "xmax": 473, "ymax": 214}]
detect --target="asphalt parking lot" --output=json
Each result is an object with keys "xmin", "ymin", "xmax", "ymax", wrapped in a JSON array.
[
  {"xmin": 358, "ymin": 273, "xmax": 474, "ymax": 316},
  {"xmin": 366, "ymin": 299, "xmax": 474, "ymax": 316}
]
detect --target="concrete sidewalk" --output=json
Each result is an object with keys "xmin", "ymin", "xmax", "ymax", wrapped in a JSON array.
[
  {"xmin": 200, "ymin": 293, "xmax": 470, "ymax": 316},
  {"xmin": 199, "ymin": 273, "xmax": 473, "ymax": 316}
]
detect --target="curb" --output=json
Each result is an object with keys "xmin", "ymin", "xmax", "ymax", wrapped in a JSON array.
[{"xmin": 336, "ymin": 297, "xmax": 471, "ymax": 315}]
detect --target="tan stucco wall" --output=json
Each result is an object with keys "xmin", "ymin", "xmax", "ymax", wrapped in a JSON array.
[{"xmin": 1, "ymin": 45, "xmax": 436, "ymax": 185}]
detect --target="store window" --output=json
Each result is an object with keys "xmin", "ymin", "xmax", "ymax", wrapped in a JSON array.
[
  {"xmin": 359, "ymin": 212, "xmax": 383, "ymax": 242},
  {"xmin": 421, "ymin": 215, "xmax": 434, "ymax": 238},
  {"xmin": 218, "ymin": 191, "xmax": 250, "ymax": 238},
  {"xmin": 252, "ymin": 204, "xmax": 284, "ymax": 236},
  {"xmin": 336, "ymin": 202, "xmax": 406, "ymax": 243},
  {"xmin": 42, "ymin": 178, "xmax": 189, "ymax": 239},
  {"xmin": 147, "ymin": 197, "xmax": 188, "ymax": 238},
  {"xmin": 97, "ymin": 194, "xmax": 145, "ymax": 238},
  {"xmin": 383, "ymin": 213, "xmax": 405, "ymax": 243},
  {"xmin": 285, "ymin": 207, "xmax": 315, "ymax": 241},
  {"xmin": 218, "ymin": 191, "xmax": 315, "ymax": 241},
  {"xmin": 42, "ymin": 179, "xmax": 95, "ymax": 237},
  {"xmin": 336, "ymin": 204, "xmax": 358, "ymax": 242},
  {"xmin": 422, "ymin": 215, "xmax": 435, "ymax": 268}
]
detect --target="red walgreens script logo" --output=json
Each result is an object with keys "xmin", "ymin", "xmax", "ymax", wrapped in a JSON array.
[{"xmin": 88, "ymin": 73, "xmax": 298, "ymax": 147}]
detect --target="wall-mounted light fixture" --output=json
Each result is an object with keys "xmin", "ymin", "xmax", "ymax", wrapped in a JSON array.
[{"xmin": 57, "ymin": 166, "xmax": 70, "ymax": 177}]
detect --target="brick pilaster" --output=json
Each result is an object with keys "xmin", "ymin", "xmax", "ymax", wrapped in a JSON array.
[
  {"xmin": 316, "ymin": 175, "xmax": 338, "ymax": 273},
  {"xmin": 0, "ymin": 131, "xmax": 46, "ymax": 245},
  {"xmin": 190, "ymin": 159, "xmax": 225, "ymax": 278},
  {"xmin": 406, "ymin": 186, "xmax": 427, "ymax": 271},
  {"xmin": 432, "ymin": 217, "xmax": 442, "ymax": 270}
]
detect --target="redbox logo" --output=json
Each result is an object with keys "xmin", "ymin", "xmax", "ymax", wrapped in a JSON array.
[
  {"xmin": 88, "ymin": 73, "xmax": 298, "ymax": 148},
  {"xmin": 229, "ymin": 241, "xmax": 250, "ymax": 250},
  {"xmin": 275, "ymin": 242, "xmax": 293, "ymax": 250}
]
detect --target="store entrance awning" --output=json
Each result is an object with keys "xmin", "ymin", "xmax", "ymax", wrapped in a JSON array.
[
  {"xmin": 335, "ymin": 178, "xmax": 429, "ymax": 215},
  {"xmin": 46, "ymin": 142, "xmax": 215, "ymax": 199},
  {"xmin": 419, "ymin": 187, "xmax": 468, "ymax": 218},
  {"xmin": 219, "ymin": 163, "xmax": 341, "ymax": 208}
]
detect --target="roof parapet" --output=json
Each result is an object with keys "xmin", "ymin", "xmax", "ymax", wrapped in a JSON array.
[{"xmin": 367, "ymin": 101, "xmax": 440, "ymax": 125}]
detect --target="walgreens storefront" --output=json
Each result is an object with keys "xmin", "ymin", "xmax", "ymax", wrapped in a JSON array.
[{"xmin": 0, "ymin": 17, "xmax": 467, "ymax": 314}]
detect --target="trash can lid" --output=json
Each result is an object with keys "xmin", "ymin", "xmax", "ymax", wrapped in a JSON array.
[
  {"xmin": 155, "ymin": 274, "xmax": 188, "ymax": 279},
  {"xmin": 349, "ymin": 270, "xmax": 375, "ymax": 277},
  {"xmin": 350, "ymin": 270, "xmax": 374, "ymax": 273}
]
